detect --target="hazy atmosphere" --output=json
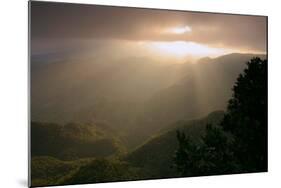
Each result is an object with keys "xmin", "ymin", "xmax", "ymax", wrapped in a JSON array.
[{"xmin": 30, "ymin": 1, "xmax": 267, "ymax": 187}]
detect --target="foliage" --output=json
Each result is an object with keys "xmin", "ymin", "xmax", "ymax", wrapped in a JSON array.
[
  {"xmin": 174, "ymin": 125, "xmax": 238, "ymax": 176},
  {"xmin": 221, "ymin": 57, "xmax": 267, "ymax": 172},
  {"xmin": 174, "ymin": 57, "xmax": 267, "ymax": 175},
  {"xmin": 31, "ymin": 156, "xmax": 94, "ymax": 187},
  {"xmin": 125, "ymin": 111, "xmax": 224, "ymax": 178},
  {"xmin": 31, "ymin": 122, "xmax": 123, "ymax": 160},
  {"xmin": 61, "ymin": 158, "xmax": 141, "ymax": 185},
  {"xmin": 31, "ymin": 156, "xmax": 141, "ymax": 187},
  {"xmin": 30, "ymin": 56, "xmax": 267, "ymax": 187}
]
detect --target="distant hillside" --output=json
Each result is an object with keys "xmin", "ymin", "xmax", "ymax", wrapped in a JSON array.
[
  {"xmin": 31, "ymin": 121, "xmax": 125, "ymax": 160},
  {"xmin": 125, "ymin": 53, "xmax": 266, "ymax": 147},
  {"xmin": 31, "ymin": 156, "xmax": 100, "ymax": 187},
  {"xmin": 31, "ymin": 111, "xmax": 224, "ymax": 187},
  {"xmin": 31, "ymin": 53, "xmax": 266, "ymax": 148},
  {"xmin": 124, "ymin": 111, "xmax": 224, "ymax": 178},
  {"xmin": 31, "ymin": 57, "xmax": 185, "ymax": 131},
  {"xmin": 61, "ymin": 158, "xmax": 141, "ymax": 185}
]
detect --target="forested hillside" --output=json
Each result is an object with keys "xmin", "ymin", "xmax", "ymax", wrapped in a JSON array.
[{"xmin": 30, "ymin": 55, "xmax": 267, "ymax": 187}]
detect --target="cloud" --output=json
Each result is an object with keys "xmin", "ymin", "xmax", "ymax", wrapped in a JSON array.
[{"xmin": 31, "ymin": 1, "xmax": 267, "ymax": 53}]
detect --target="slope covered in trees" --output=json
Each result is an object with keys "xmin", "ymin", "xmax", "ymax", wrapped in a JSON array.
[
  {"xmin": 31, "ymin": 121, "xmax": 125, "ymax": 160},
  {"xmin": 30, "ymin": 55, "xmax": 267, "ymax": 187},
  {"xmin": 124, "ymin": 111, "xmax": 224, "ymax": 179},
  {"xmin": 174, "ymin": 57, "xmax": 267, "ymax": 176},
  {"xmin": 31, "ymin": 111, "xmax": 224, "ymax": 187},
  {"xmin": 31, "ymin": 53, "xmax": 265, "ymax": 149}
]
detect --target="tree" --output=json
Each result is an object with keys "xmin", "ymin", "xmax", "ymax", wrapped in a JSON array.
[
  {"xmin": 221, "ymin": 57, "xmax": 267, "ymax": 172},
  {"xmin": 174, "ymin": 57, "xmax": 267, "ymax": 176},
  {"xmin": 174, "ymin": 130, "xmax": 204, "ymax": 176},
  {"xmin": 174, "ymin": 125, "xmax": 237, "ymax": 176}
]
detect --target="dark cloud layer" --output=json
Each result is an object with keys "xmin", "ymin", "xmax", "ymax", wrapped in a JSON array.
[{"xmin": 31, "ymin": 1, "xmax": 267, "ymax": 52}]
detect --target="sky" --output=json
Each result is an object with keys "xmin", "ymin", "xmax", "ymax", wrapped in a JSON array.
[{"xmin": 31, "ymin": 1, "xmax": 267, "ymax": 62}]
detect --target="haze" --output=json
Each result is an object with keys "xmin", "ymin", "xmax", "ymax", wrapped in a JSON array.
[{"xmin": 31, "ymin": 1, "xmax": 267, "ymax": 148}]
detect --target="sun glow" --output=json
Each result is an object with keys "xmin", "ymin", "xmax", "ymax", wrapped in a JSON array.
[
  {"xmin": 146, "ymin": 41, "xmax": 229, "ymax": 58},
  {"xmin": 166, "ymin": 25, "xmax": 192, "ymax": 34}
]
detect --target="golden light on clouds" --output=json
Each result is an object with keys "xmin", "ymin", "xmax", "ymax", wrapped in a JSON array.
[{"xmin": 32, "ymin": 2, "xmax": 267, "ymax": 63}]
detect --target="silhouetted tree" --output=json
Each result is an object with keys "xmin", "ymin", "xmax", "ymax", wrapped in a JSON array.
[
  {"xmin": 221, "ymin": 57, "xmax": 267, "ymax": 172},
  {"xmin": 174, "ymin": 57, "xmax": 267, "ymax": 175},
  {"xmin": 175, "ymin": 124, "xmax": 237, "ymax": 176}
]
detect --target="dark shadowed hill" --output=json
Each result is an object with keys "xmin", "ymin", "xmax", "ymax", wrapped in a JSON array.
[
  {"xmin": 31, "ymin": 111, "xmax": 225, "ymax": 187},
  {"xmin": 31, "ymin": 121, "xmax": 125, "ymax": 160},
  {"xmin": 124, "ymin": 111, "xmax": 224, "ymax": 178}
]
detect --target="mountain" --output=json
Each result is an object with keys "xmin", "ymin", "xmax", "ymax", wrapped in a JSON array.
[
  {"xmin": 30, "ymin": 53, "xmax": 267, "ymax": 187},
  {"xmin": 31, "ymin": 156, "xmax": 90, "ymax": 187},
  {"xmin": 31, "ymin": 121, "xmax": 125, "ymax": 160},
  {"xmin": 124, "ymin": 111, "xmax": 224, "ymax": 179},
  {"xmin": 60, "ymin": 158, "xmax": 141, "ymax": 185},
  {"xmin": 31, "ymin": 53, "xmax": 266, "ymax": 148},
  {"xmin": 31, "ymin": 111, "xmax": 224, "ymax": 187},
  {"xmin": 31, "ymin": 57, "xmax": 184, "ymax": 128},
  {"xmin": 124, "ymin": 53, "xmax": 266, "ymax": 147}
]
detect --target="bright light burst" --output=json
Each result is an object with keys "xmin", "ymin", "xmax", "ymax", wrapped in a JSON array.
[
  {"xmin": 146, "ymin": 41, "xmax": 229, "ymax": 58},
  {"xmin": 169, "ymin": 26, "xmax": 192, "ymax": 34}
]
